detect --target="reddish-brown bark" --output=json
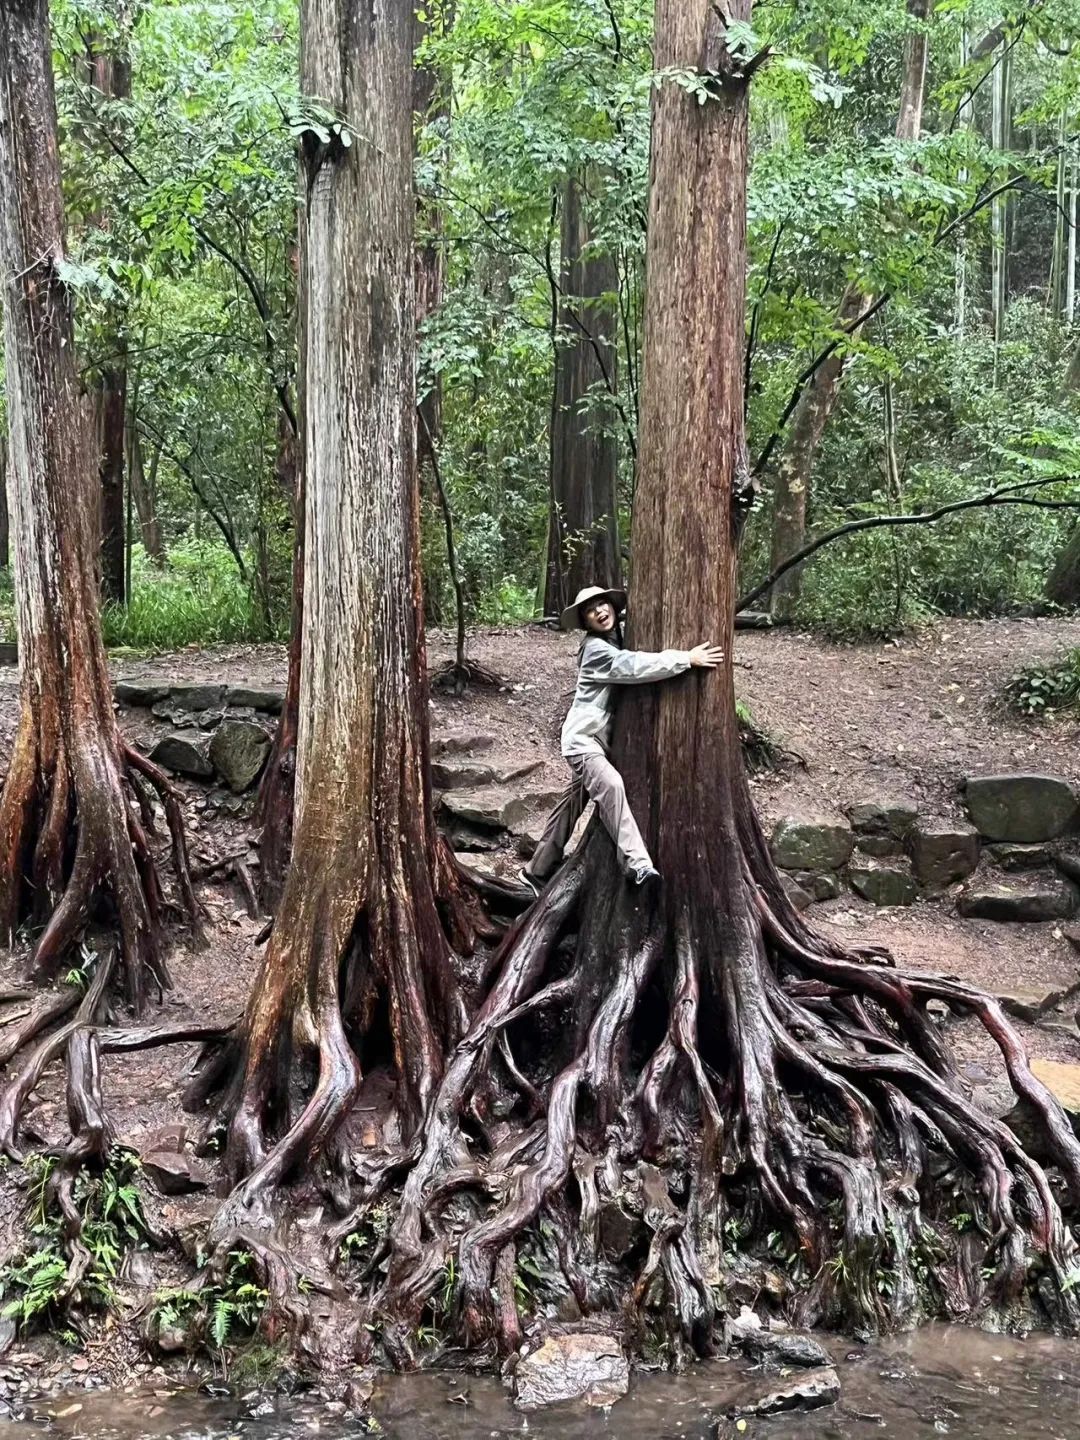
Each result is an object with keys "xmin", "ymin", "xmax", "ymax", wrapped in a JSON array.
[{"xmin": 0, "ymin": 0, "xmax": 195, "ymax": 1018}]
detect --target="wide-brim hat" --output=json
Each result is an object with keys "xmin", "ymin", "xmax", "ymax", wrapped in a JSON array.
[{"xmin": 559, "ymin": 585, "xmax": 627, "ymax": 632}]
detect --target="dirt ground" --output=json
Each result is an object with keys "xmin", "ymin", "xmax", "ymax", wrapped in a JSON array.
[{"xmin": 1, "ymin": 613, "xmax": 1080, "ymax": 1388}]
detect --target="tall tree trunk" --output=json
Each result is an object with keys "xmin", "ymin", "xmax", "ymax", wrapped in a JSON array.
[
  {"xmin": 991, "ymin": 43, "xmax": 1011, "ymax": 379},
  {"xmin": 954, "ymin": 23, "xmax": 972, "ymax": 339},
  {"xmin": 0, "ymin": 0, "xmax": 194, "ymax": 1013},
  {"xmin": 365, "ymin": 0, "xmax": 1080, "ymax": 1365},
  {"xmin": 768, "ymin": 0, "xmax": 932, "ymax": 619},
  {"xmin": 0, "ymin": 443, "xmax": 9, "ymax": 569},
  {"xmin": 201, "ymin": 0, "xmax": 484, "ymax": 1246},
  {"xmin": 1049, "ymin": 110, "xmax": 1069, "ymax": 317},
  {"xmin": 413, "ymin": 1, "xmax": 449, "ymax": 479},
  {"xmin": 543, "ymin": 173, "xmax": 622, "ymax": 617},
  {"xmin": 85, "ymin": 39, "xmax": 131, "ymax": 605}
]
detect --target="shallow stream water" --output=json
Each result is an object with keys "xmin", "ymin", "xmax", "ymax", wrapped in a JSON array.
[{"xmin": 2, "ymin": 1325, "xmax": 1078, "ymax": 1439}]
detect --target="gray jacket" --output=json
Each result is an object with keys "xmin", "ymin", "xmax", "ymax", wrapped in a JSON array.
[{"xmin": 561, "ymin": 635, "xmax": 692, "ymax": 758}]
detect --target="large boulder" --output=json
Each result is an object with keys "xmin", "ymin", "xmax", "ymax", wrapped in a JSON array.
[
  {"xmin": 957, "ymin": 871, "xmax": 1079, "ymax": 923},
  {"xmin": 965, "ymin": 774, "xmax": 1078, "ymax": 844},
  {"xmin": 439, "ymin": 788, "xmax": 506, "ymax": 829},
  {"xmin": 114, "ymin": 679, "xmax": 170, "ymax": 708},
  {"xmin": 148, "ymin": 733, "xmax": 213, "ymax": 779},
  {"xmin": 908, "ymin": 820, "xmax": 980, "ymax": 891},
  {"xmin": 512, "ymin": 1332, "xmax": 629, "ymax": 1411},
  {"xmin": 431, "ymin": 759, "xmax": 497, "ymax": 791},
  {"xmin": 770, "ymin": 816, "xmax": 853, "ymax": 873},
  {"xmin": 848, "ymin": 859, "xmax": 917, "ymax": 908},
  {"xmin": 209, "ymin": 720, "xmax": 271, "ymax": 793}
]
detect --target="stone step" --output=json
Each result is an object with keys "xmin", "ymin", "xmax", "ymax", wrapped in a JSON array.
[{"xmin": 958, "ymin": 870, "xmax": 1079, "ymax": 922}]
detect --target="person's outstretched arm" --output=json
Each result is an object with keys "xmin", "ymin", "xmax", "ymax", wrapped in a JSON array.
[{"xmin": 579, "ymin": 637, "xmax": 724, "ymax": 685}]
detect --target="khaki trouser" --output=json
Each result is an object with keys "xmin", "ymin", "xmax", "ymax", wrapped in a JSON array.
[{"xmin": 524, "ymin": 753, "xmax": 652, "ymax": 882}]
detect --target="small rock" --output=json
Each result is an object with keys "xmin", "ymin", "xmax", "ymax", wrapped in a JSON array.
[
  {"xmin": 908, "ymin": 821, "xmax": 980, "ymax": 891},
  {"xmin": 513, "ymin": 1332, "xmax": 629, "ymax": 1411},
  {"xmin": 148, "ymin": 733, "xmax": 213, "ymax": 780},
  {"xmin": 986, "ymin": 842, "xmax": 1055, "ymax": 872},
  {"xmin": 69, "ymin": 1357, "xmax": 89, "ymax": 1374},
  {"xmin": 141, "ymin": 1151, "xmax": 209, "ymax": 1196},
  {"xmin": 209, "ymin": 719, "xmax": 271, "ymax": 793},
  {"xmin": 167, "ymin": 682, "xmax": 226, "ymax": 712},
  {"xmin": 431, "ymin": 760, "xmax": 497, "ymax": 791},
  {"xmin": 120, "ymin": 1249, "xmax": 156, "ymax": 1289},
  {"xmin": 845, "ymin": 799, "xmax": 918, "ymax": 839},
  {"xmin": 441, "ymin": 819, "xmax": 502, "ymax": 852},
  {"xmin": 781, "ymin": 874, "xmax": 812, "ymax": 912},
  {"xmin": 742, "ymin": 1329, "xmax": 831, "ymax": 1370},
  {"xmin": 993, "ymin": 985, "xmax": 1072, "ymax": 1023},
  {"xmin": 965, "ymin": 774, "xmax": 1078, "ymax": 844},
  {"xmin": 136, "ymin": 1123, "xmax": 187, "ymax": 1154},
  {"xmin": 854, "ymin": 834, "xmax": 903, "ymax": 858},
  {"xmin": 431, "ymin": 730, "xmax": 496, "ymax": 758},
  {"xmin": 114, "ymin": 680, "xmax": 170, "ymax": 708},
  {"xmin": 770, "ymin": 816, "xmax": 853, "ymax": 873},
  {"xmin": 793, "ymin": 870, "xmax": 841, "ymax": 902},
  {"xmin": 155, "ymin": 1326, "xmax": 187, "ymax": 1355},
  {"xmin": 848, "ymin": 859, "xmax": 917, "ymax": 908},
  {"xmin": 958, "ymin": 872, "xmax": 1078, "ymax": 923},
  {"xmin": 225, "ymin": 685, "xmax": 284, "ymax": 714},
  {"xmin": 735, "ymin": 1366, "xmax": 840, "ymax": 1417},
  {"xmin": 343, "ymin": 1373, "xmax": 375, "ymax": 1413}
]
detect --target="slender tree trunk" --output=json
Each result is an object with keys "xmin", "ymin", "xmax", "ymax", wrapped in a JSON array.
[
  {"xmin": 364, "ymin": 0, "xmax": 1080, "ymax": 1367},
  {"xmin": 85, "ymin": 40, "xmax": 131, "ymax": 605},
  {"xmin": 414, "ymin": 1, "xmax": 450, "ymax": 479},
  {"xmin": 954, "ymin": 23, "xmax": 972, "ymax": 339},
  {"xmin": 991, "ymin": 44, "xmax": 1011, "ymax": 379},
  {"xmin": 0, "ymin": 443, "xmax": 9, "ymax": 569},
  {"xmin": 1050, "ymin": 110, "xmax": 1069, "ymax": 317},
  {"xmin": 126, "ymin": 418, "xmax": 165, "ymax": 563},
  {"xmin": 1067, "ymin": 152, "xmax": 1078, "ymax": 325},
  {"xmin": 543, "ymin": 173, "xmax": 622, "ymax": 617},
  {"xmin": 0, "ymin": 0, "xmax": 194, "ymax": 1011},
  {"xmin": 203, "ymin": 0, "xmax": 483, "ymax": 1240},
  {"xmin": 768, "ymin": 0, "xmax": 932, "ymax": 619}
]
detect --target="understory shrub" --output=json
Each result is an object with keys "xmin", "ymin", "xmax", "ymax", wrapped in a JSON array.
[
  {"xmin": 1005, "ymin": 648, "xmax": 1080, "ymax": 716},
  {"xmin": 102, "ymin": 540, "xmax": 273, "ymax": 651}
]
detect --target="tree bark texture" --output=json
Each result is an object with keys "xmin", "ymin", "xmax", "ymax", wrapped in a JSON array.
[
  {"xmin": 126, "ymin": 414, "xmax": 165, "ymax": 563},
  {"xmin": 0, "ymin": 0, "xmax": 193, "ymax": 1008},
  {"xmin": 85, "ymin": 40, "xmax": 131, "ymax": 605},
  {"xmin": 543, "ymin": 173, "xmax": 622, "ymax": 617},
  {"xmin": 348, "ymin": 0, "xmax": 1080, "ymax": 1366},
  {"xmin": 767, "ymin": 0, "xmax": 932, "ymax": 620},
  {"xmin": 209, "ymin": 0, "xmax": 485, "ymax": 1223}
]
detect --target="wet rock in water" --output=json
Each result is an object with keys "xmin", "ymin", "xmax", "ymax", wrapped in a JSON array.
[
  {"xmin": 957, "ymin": 872, "xmax": 1078, "ymax": 922},
  {"xmin": 431, "ymin": 729, "xmax": 496, "ymax": 757},
  {"xmin": 209, "ymin": 719, "xmax": 271, "ymax": 793},
  {"xmin": 431, "ymin": 759, "xmax": 497, "ymax": 791},
  {"xmin": 848, "ymin": 859, "xmax": 917, "ymax": 907},
  {"xmin": 744, "ymin": 1330, "xmax": 831, "ymax": 1369},
  {"xmin": 512, "ymin": 1332, "xmax": 629, "ymax": 1411},
  {"xmin": 734, "ymin": 1366, "xmax": 840, "ymax": 1417},
  {"xmin": 908, "ymin": 821, "xmax": 980, "ymax": 891},
  {"xmin": 167, "ymin": 682, "xmax": 226, "ymax": 712},
  {"xmin": 781, "ymin": 874, "xmax": 812, "ymax": 912},
  {"xmin": 770, "ymin": 816, "xmax": 853, "ymax": 873},
  {"xmin": 225, "ymin": 685, "xmax": 284, "ymax": 713},
  {"xmin": 986, "ymin": 842, "xmax": 1055, "ymax": 872},
  {"xmin": 846, "ymin": 798, "xmax": 919, "ymax": 840},
  {"xmin": 343, "ymin": 1373, "xmax": 375, "ymax": 1413},
  {"xmin": 148, "ymin": 733, "xmax": 213, "ymax": 779},
  {"xmin": 141, "ymin": 1150, "xmax": 209, "ymax": 1196},
  {"xmin": 965, "ymin": 774, "xmax": 1078, "ymax": 844},
  {"xmin": 793, "ymin": 870, "xmax": 841, "ymax": 902},
  {"xmin": 114, "ymin": 679, "xmax": 170, "ymax": 708}
]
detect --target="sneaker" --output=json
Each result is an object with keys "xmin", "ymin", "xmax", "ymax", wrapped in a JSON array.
[
  {"xmin": 631, "ymin": 865, "xmax": 661, "ymax": 887},
  {"xmin": 519, "ymin": 868, "xmax": 540, "ymax": 897}
]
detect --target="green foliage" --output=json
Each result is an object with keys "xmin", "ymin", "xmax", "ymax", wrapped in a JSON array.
[
  {"xmin": 150, "ymin": 1248, "xmax": 268, "ymax": 1355},
  {"xmin": 1005, "ymin": 649, "xmax": 1080, "ymax": 716},
  {"xmin": 101, "ymin": 541, "xmax": 277, "ymax": 651},
  {"xmin": 0, "ymin": 1151, "xmax": 150, "ymax": 1332}
]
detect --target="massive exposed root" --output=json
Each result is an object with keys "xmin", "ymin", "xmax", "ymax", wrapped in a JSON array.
[
  {"xmin": 313, "ymin": 802, "xmax": 1080, "ymax": 1364},
  {"xmin": 0, "ymin": 708, "xmax": 200, "ymax": 1014}
]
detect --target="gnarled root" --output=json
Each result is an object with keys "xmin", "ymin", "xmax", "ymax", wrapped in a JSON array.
[
  {"xmin": 0, "ymin": 705, "xmax": 199, "ymax": 1014},
  {"xmin": 349, "ymin": 814, "xmax": 1080, "ymax": 1363}
]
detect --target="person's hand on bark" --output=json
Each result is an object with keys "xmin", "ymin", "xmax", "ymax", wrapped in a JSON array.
[{"xmin": 689, "ymin": 644, "xmax": 725, "ymax": 668}]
